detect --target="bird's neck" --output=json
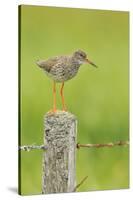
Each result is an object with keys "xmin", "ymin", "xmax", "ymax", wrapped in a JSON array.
[{"xmin": 71, "ymin": 56, "xmax": 82, "ymax": 66}]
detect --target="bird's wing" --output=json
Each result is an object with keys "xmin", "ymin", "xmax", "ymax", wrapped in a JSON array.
[{"xmin": 36, "ymin": 57, "xmax": 59, "ymax": 72}]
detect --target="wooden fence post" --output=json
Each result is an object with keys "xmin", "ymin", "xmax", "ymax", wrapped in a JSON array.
[{"xmin": 42, "ymin": 111, "xmax": 77, "ymax": 194}]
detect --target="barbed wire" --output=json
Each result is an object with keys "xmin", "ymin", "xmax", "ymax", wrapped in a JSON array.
[
  {"xmin": 19, "ymin": 144, "xmax": 48, "ymax": 151},
  {"xmin": 19, "ymin": 140, "xmax": 129, "ymax": 151},
  {"xmin": 77, "ymin": 140, "xmax": 129, "ymax": 149}
]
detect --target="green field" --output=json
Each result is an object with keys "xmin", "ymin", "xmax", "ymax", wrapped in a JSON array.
[{"xmin": 19, "ymin": 5, "xmax": 129, "ymax": 195}]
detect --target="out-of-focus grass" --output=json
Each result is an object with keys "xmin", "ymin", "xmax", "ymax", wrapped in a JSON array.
[{"xmin": 19, "ymin": 5, "xmax": 129, "ymax": 195}]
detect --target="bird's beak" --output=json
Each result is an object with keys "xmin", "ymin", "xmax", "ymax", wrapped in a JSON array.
[{"xmin": 85, "ymin": 58, "xmax": 98, "ymax": 68}]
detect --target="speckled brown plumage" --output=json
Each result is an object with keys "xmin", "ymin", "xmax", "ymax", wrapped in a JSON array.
[{"xmin": 36, "ymin": 50, "xmax": 97, "ymax": 112}]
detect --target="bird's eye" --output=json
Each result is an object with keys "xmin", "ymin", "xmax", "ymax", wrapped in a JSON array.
[{"xmin": 80, "ymin": 53, "xmax": 86, "ymax": 58}]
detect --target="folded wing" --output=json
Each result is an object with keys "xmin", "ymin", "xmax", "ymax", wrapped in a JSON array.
[{"xmin": 36, "ymin": 57, "xmax": 59, "ymax": 72}]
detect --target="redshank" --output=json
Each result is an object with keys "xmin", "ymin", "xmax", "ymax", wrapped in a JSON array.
[{"xmin": 36, "ymin": 50, "xmax": 98, "ymax": 112}]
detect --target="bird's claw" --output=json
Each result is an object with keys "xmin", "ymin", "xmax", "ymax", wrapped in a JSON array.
[{"xmin": 47, "ymin": 109, "xmax": 57, "ymax": 114}]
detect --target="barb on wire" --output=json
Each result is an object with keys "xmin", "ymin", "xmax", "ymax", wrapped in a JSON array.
[
  {"xmin": 19, "ymin": 144, "xmax": 48, "ymax": 152},
  {"xmin": 77, "ymin": 140, "xmax": 129, "ymax": 149}
]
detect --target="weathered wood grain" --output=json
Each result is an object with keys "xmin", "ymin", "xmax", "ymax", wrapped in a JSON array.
[{"xmin": 42, "ymin": 111, "xmax": 77, "ymax": 194}]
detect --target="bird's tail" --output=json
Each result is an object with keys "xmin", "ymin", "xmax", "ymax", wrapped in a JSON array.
[{"xmin": 36, "ymin": 60, "xmax": 44, "ymax": 68}]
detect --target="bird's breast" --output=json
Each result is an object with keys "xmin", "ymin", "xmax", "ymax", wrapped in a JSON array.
[{"xmin": 45, "ymin": 63, "xmax": 80, "ymax": 82}]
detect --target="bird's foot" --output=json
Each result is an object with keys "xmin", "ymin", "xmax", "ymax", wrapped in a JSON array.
[
  {"xmin": 47, "ymin": 108, "xmax": 57, "ymax": 114},
  {"xmin": 62, "ymin": 106, "xmax": 67, "ymax": 112}
]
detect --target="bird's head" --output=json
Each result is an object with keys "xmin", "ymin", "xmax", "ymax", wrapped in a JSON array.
[{"xmin": 73, "ymin": 50, "xmax": 98, "ymax": 68}]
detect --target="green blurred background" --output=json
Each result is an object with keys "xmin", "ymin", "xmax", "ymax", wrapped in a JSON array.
[{"xmin": 19, "ymin": 5, "xmax": 129, "ymax": 195}]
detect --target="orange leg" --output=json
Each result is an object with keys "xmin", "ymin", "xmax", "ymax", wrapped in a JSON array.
[
  {"xmin": 60, "ymin": 82, "xmax": 67, "ymax": 111},
  {"xmin": 53, "ymin": 81, "xmax": 57, "ymax": 112}
]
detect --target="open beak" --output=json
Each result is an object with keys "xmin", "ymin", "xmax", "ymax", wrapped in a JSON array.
[{"xmin": 85, "ymin": 58, "xmax": 98, "ymax": 68}]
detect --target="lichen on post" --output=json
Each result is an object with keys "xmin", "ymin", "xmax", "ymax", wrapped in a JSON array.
[{"xmin": 42, "ymin": 111, "xmax": 77, "ymax": 194}]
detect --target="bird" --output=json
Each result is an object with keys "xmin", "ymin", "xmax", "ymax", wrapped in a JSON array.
[{"xmin": 36, "ymin": 50, "xmax": 98, "ymax": 112}]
